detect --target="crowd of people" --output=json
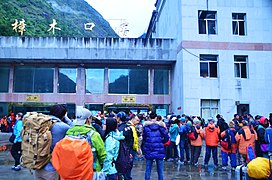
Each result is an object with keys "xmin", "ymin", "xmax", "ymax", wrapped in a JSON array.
[{"xmin": 4, "ymin": 106, "xmax": 272, "ymax": 180}]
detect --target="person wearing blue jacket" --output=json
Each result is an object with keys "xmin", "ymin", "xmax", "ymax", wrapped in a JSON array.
[
  {"xmin": 265, "ymin": 114, "xmax": 272, "ymax": 154},
  {"xmin": 143, "ymin": 112, "xmax": 169, "ymax": 180},
  {"xmin": 177, "ymin": 117, "xmax": 190, "ymax": 165},
  {"xmin": 11, "ymin": 112, "xmax": 23, "ymax": 171}
]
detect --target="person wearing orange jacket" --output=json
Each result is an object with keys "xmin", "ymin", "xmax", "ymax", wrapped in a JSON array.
[
  {"xmin": 235, "ymin": 120, "xmax": 257, "ymax": 163},
  {"xmin": 220, "ymin": 121, "xmax": 237, "ymax": 171},
  {"xmin": 204, "ymin": 117, "xmax": 220, "ymax": 168},
  {"xmin": 190, "ymin": 118, "xmax": 204, "ymax": 166}
]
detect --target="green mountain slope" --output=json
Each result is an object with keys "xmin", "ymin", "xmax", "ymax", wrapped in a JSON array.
[{"xmin": 0, "ymin": 0, "xmax": 118, "ymax": 38}]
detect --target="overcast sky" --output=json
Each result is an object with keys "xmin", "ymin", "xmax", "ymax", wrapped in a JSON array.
[{"xmin": 86, "ymin": 0, "xmax": 156, "ymax": 38}]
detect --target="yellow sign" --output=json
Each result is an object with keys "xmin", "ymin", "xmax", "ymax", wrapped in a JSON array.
[
  {"xmin": 26, "ymin": 95, "xmax": 40, "ymax": 102},
  {"xmin": 122, "ymin": 96, "xmax": 136, "ymax": 103}
]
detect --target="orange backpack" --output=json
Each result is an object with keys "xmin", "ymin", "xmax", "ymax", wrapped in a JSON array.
[{"xmin": 52, "ymin": 137, "xmax": 94, "ymax": 180}]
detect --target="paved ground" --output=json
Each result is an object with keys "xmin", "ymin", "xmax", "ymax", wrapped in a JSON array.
[{"xmin": 0, "ymin": 133, "xmax": 235, "ymax": 180}]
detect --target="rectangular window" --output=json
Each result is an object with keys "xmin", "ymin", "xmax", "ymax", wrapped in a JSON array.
[
  {"xmin": 109, "ymin": 68, "xmax": 148, "ymax": 94},
  {"xmin": 200, "ymin": 54, "xmax": 218, "ymax": 78},
  {"xmin": 234, "ymin": 55, "xmax": 248, "ymax": 78},
  {"xmin": 58, "ymin": 68, "xmax": 76, "ymax": 93},
  {"xmin": 86, "ymin": 68, "xmax": 104, "ymax": 94},
  {"xmin": 14, "ymin": 66, "xmax": 54, "ymax": 93},
  {"xmin": 198, "ymin": 10, "xmax": 217, "ymax": 35},
  {"xmin": 0, "ymin": 66, "xmax": 10, "ymax": 92},
  {"xmin": 201, "ymin": 99, "xmax": 219, "ymax": 120},
  {"xmin": 154, "ymin": 69, "xmax": 169, "ymax": 95},
  {"xmin": 232, "ymin": 13, "xmax": 246, "ymax": 36}
]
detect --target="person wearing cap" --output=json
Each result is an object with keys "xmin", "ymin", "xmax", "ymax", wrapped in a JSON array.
[
  {"xmin": 235, "ymin": 120, "xmax": 257, "ymax": 163},
  {"xmin": 204, "ymin": 117, "xmax": 220, "ymax": 168},
  {"xmin": 255, "ymin": 116, "xmax": 269, "ymax": 157},
  {"xmin": 220, "ymin": 121, "xmax": 237, "ymax": 171},
  {"xmin": 116, "ymin": 111, "xmax": 134, "ymax": 179},
  {"xmin": 67, "ymin": 107, "xmax": 107, "ymax": 173},
  {"xmin": 190, "ymin": 118, "xmax": 204, "ymax": 166},
  {"xmin": 177, "ymin": 117, "xmax": 190, "ymax": 165}
]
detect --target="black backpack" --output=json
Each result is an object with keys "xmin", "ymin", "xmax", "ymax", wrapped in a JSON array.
[{"xmin": 114, "ymin": 140, "xmax": 132, "ymax": 174}]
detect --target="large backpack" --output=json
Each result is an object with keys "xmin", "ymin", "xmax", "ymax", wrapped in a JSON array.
[
  {"xmin": 20, "ymin": 112, "xmax": 56, "ymax": 170},
  {"xmin": 114, "ymin": 140, "xmax": 132, "ymax": 174},
  {"xmin": 188, "ymin": 126, "xmax": 198, "ymax": 140},
  {"xmin": 52, "ymin": 125, "xmax": 95, "ymax": 180},
  {"xmin": 52, "ymin": 137, "xmax": 94, "ymax": 180}
]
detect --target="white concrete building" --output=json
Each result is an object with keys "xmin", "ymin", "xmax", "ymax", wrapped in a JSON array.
[{"xmin": 146, "ymin": 0, "xmax": 272, "ymax": 121}]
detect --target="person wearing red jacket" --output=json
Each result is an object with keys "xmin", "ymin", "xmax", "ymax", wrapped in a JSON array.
[
  {"xmin": 204, "ymin": 118, "xmax": 220, "ymax": 168},
  {"xmin": 220, "ymin": 121, "xmax": 237, "ymax": 171}
]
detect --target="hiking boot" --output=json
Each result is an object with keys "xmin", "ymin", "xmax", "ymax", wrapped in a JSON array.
[
  {"xmin": 11, "ymin": 165, "xmax": 16, "ymax": 170},
  {"xmin": 194, "ymin": 162, "xmax": 199, "ymax": 166},
  {"xmin": 13, "ymin": 165, "xmax": 21, "ymax": 171},
  {"xmin": 204, "ymin": 164, "xmax": 208, "ymax": 167},
  {"xmin": 167, "ymin": 158, "xmax": 174, "ymax": 162},
  {"xmin": 222, "ymin": 166, "xmax": 227, "ymax": 170},
  {"xmin": 231, "ymin": 167, "xmax": 236, "ymax": 171}
]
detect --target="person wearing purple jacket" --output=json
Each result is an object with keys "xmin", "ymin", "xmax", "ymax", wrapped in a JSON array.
[{"xmin": 143, "ymin": 112, "xmax": 169, "ymax": 180}]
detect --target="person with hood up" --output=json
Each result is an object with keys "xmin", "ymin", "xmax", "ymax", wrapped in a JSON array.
[
  {"xmin": 190, "ymin": 118, "xmax": 204, "ymax": 166},
  {"xmin": 235, "ymin": 120, "xmax": 257, "ymax": 163},
  {"xmin": 204, "ymin": 117, "xmax": 220, "ymax": 168},
  {"xmin": 143, "ymin": 112, "xmax": 169, "ymax": 180},
  {"xmin": 102, "ymin": 117, "xmax": 125, "ymax": 180},
  {"xmin": 255, "ymin": 116, "xmax": 269, "ymax": 157},
  {"xmin": 220, "ymin": 121, "xmax": 237, "ymax": 171}
]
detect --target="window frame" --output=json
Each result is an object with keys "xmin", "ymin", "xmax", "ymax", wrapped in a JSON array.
[
  {"xmin": 234, "ymin": 55, "xmax": 248, "ymax": 78},
  {"xmin": 232, "ymin": 13, "xmax": 246, "ymax": 36},
  {"xmin": 198, "ymin": 10, "xmax": 217, "ymax": 35},
  {"xmin": 200, "ymin": 99, "xmax": 219, "ymax": 120},
  {"xmin": 108, "ymin": 68, "xmax": 149, "ymax": 95},
  {"xmin": 199, "ymin": 54, "xmax": 218, "ymax": 78}
]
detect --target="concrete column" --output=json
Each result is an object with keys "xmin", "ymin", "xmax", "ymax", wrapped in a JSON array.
[{"xmin": 76, "ymin": 67, "xmax": 86, "ymax": 106}]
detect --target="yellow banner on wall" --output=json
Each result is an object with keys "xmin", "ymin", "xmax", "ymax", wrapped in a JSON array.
[
  {"xmin": 26, "ymin": 95, "xmax": 40, "ymax": 102},
  {"xmin": 122, "ymin": 96, "xmax": 136, "ymax": 103}
]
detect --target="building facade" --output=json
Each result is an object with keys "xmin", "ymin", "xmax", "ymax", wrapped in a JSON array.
[
  {"xmin": 0, "ymin": 37, "xmax": 176, "ymax": 118},
  {"xmin": 147, "ymin": 0, "xmax": 272, "ymax": 120}
]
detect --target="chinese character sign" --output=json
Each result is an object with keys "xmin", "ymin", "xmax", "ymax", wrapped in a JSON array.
[
  {"xmin": 47, "ymin": 19, "xmax": 61, "ymax": 34},
  {"xmin": 84, "ymin": 22, "xmax": 95, "ymax": 31},
  {"xmin": 11, "ymin": 19, "xmax": 26, "ymax": 35}
]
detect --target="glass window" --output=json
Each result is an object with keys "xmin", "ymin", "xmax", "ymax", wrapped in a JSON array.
[
  {"xmin": 200, "ymin": 54, "xmax": 218, "ymax": 78},
  {"xmin": 154, "ymin": 69, "xmax": 169, "ymax": 94},
  {"xmin": 0, "ymin": 66, "xmax": 10, "ymax": 92},
  {"xmin": 86, "ymin": 68, "xmax": 104, "ymax": 94},
  {"xmin": 14, "ymin": 66, "xmax": 54, "ymax": 93},
  {"xmin": 198, "ymin": 10, "xmax": 217, "ymax": 35},
  {"xmin": 109, "ymin": 68, "xmax": 148, "ymax": 94},
  {"xmin": 234, "ymin": 55, "xmax": 248, "ymax": 78},
  {"xmin": 232, "ymin": 13, "xmax": 246, "ymax": 36},
  {"xmin": 201, "ymin": 99, "xmax": 219, "ymax": 120},
  {"xmin": 58, "ymin": 68, "xmax": 76, "ymax": 93}
]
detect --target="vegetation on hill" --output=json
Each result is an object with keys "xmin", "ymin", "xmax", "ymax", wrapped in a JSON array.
[{"xmin": 0, "ymin": 0, "xmax": 118, "ymax": 38}]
